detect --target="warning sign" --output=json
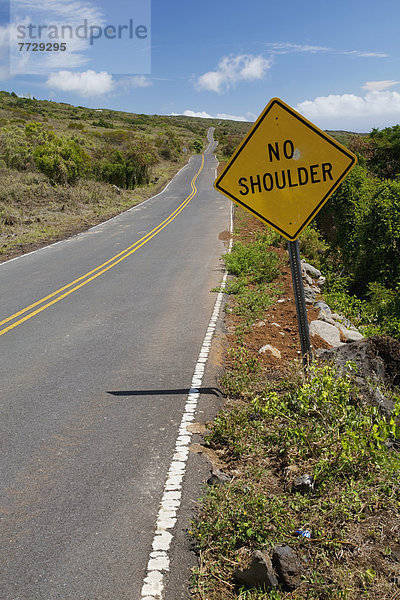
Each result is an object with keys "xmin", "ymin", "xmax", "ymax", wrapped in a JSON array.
[{"xmin": 215, "ymin": 98, "xmax": 357, "ymax": 240}]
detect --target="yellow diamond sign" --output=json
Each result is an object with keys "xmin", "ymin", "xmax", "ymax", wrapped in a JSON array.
[{"xmin": 215, "ymin": 98, "xmax": 357, "ymax": 240}]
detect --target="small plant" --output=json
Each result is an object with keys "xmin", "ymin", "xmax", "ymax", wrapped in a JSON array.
[
  {"xmin": 298, "ymin": 224, "xmax": 328, "ymax": 267},
  {"xmin": 220, "ymin": 346, "xmax": 261, "ymax": 398},
  {"xmin": 231, "ymin": 282, "xmax": 278, "ymax": 324},
  {"xmin": 224, "ymin": 238, "xmax": 279, "ymax": 284},
  {"xmin": 193, "ymin": 362, "xmax": 400, "ymax": 600},
  {"xmin": 191, "ymin": 139, "xmax": 203, "ymax": 153}
]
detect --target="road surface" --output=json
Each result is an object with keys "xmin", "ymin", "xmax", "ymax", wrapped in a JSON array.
[{"xmin": 0, "ymin": 129, "xmax": 230, "ymax": 599}]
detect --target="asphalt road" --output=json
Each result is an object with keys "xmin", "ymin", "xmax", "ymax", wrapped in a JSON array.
[{"xmin": 0, "ymin": 129, "xmax": 230, "ymax": 599}]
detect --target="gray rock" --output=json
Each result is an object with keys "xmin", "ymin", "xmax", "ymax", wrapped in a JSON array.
[
  {"xmin": 316, "ymin": 336, "xmax": 400, "ymax": 413},
  {"xmin": 303, "ymin": 285, "xmax": 316, "ymax": 304},
  {"xmin": 301, "ymin": 261, "xmax": 321, "ymax": 278},
  {"xmin": 234, "ymin": 550, "xmax": 278, "ymax": 589},
  {"xmin": 317, "ymin": 276, "xmax": 326, "ymax": 287},
  {"xmin": 309, "ymin": 320, "xmax": 344, "ymax": 348},
  {"xmin": 373, "ymin": 386, "xmax": 395, "ymax": 413},
  {"xmin": 259, "ymin": 344, "xmax": 281, "ymax": 359},
  {"xmin": 292, "ymin": 474, "xmax": 314, "ymax": 494},
  {"xmin": 207, "ymin": 469, "xmax": 231, "ymax": 486},
  {"xmin": 318, "ymin": 313, "xmax": 337, "ymax": 326},
  {"xmin": 331, "ymin": 313, "xmax": 353, "ymax": 329},
  {"xmin": 253, "ymin": 320, "xmax": 266, "ymax": 328},
  {"xmin": 304, "ymin": 272, "xmax": 313, "ymax": 286},
  {"xmin": 272, "ymin": 545, "xmax": 303, "ymax": 591},
  {"xmin": 341, "ymin": 328, "xmax": 364, "ymax": 342},
  {"xmin": 315, "ymin": 301, "xmax": 331, "ymax": 316}
]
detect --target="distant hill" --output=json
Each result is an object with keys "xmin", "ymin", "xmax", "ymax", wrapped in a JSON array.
[{"xmin": 0, "ymin": 91, "xmax": 244, "ymax": 260}]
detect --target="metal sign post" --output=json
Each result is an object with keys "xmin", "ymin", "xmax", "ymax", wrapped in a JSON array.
[
  {"xmin": 214, "ymin": 97, "xmax": 357, "ymax": 362},
  {"xmin": 287, "ymin": 240, "xmax": 312, "ymax": 366}
]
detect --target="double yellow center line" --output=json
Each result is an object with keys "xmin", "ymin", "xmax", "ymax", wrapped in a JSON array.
[{"xmin": 0, "ymin": 154, "xmax": 205, "ymax": 338}]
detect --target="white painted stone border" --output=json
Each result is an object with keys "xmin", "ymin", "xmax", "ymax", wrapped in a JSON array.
[{"xmin": 141, "ymin": 196, "xmax": 232, "ymax": 600}]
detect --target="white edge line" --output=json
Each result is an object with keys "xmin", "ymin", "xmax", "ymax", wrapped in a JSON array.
[
  {"xmin": 140, "ymin": 197, "xmax": 233, "ymax": 600},
  {"xmin": 0, "ymin": 158, "xmax": 194, "ymax": 268}
]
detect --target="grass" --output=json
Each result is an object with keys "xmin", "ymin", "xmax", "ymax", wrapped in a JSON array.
[
  {"xmin": 192, "ymin": 209, "xmax": 400, "ymax": 600},
  {"xmin": 219, "ymin": 225, "xmax": 282, "ymax": 336},
  {"xmin": 0, "ymin": 167, "xmax": 172, "ymax": 259},
  {"xmin": 192, "ymin": 363, "xmax": 400, "ymax": 600}
]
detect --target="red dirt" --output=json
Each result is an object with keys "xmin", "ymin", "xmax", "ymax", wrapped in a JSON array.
[{"xmin": 222, "ymin": 211, "xmax": 332, "ymax": 374}]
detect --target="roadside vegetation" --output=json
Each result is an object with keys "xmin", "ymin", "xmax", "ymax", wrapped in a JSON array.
[
  {"xmin": 191, "ymin": 124, "xmax": 400, "ymax": 599},
  {"xmin": 0, "ymin": 91, "xmax": 218, "ymax": 260},
  {"xmin": 193, "ymin": 363, "xmax": 400, "ymax": 599},
  {"xmin": 313, "ymin": 127, "xmax": 400, "ymax": 340},
  {"xmin": 214, "ymin": 121, "xmax": 252, "ymax": 161},
  {"xmin": 216, "ymin": 218, "xmax": 282, "ymax": 397},
  {"xmin": 191, "ymin": 206, "xmax": 400, "ymax": 599}
]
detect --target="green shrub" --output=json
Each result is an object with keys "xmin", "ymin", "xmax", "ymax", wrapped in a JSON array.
[
  {"xmin": 93, "ymin": 141, "xmax": 157, "ymax": 189},
  {"xmin": 315, "ymin": 159, "xmax": 400, "ymax": 339},
  {"xmin": 155, "ymin": 128, "xmax": 182, "ymax": 161},
  {"xmin": 352, "ymin": 178, "xmax": 400, "ymax": 291},
  {"xmin": 67, "ymin": 122, "xmax": 85, "ymax": 130},
  {"xmin": 191, "ymin": 139, "xmax": 203, "ymax": 153},
  {"xmin": 91, "ymin": 118, "xmax": 114, "ymax": 128},
  {"xmin": 224, "ymin": 238, "xmax": 279, "ymax": 284},
  {"xmin": 0, "ymin": 127, "xmax": 34, "ymax": 170},
  {"xmin": 33, "ymin": 137, "xmax": 89, "ymax": 184},
  {"xmin": 368, "ymin": 125, "xmax": 400, "ymax": 179},
  {"xmin": 298, "ymin": 224, "xmax": 328, "ymax": 267}
]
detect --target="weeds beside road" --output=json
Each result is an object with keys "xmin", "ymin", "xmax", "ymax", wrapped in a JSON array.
[{"xmin": 191, "ymin": 209, "xmax": 400, "ymax": 600}]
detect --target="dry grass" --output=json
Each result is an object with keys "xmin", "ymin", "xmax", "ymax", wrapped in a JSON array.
[{"xmin": 0, "ymin": 160, "xmax": 186, "ymax": 261}]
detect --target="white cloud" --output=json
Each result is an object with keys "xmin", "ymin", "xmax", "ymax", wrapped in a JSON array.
[
  {"xmin": 265, "ymin": 42, "xmax": 331, "ymax": 54},
  {"xmin": 217, "ymin": 112, "xmax": 248, "ymax": 122},
  {"xmin": 297, "ymin": 90, "xmax": 400, "ymax": 130},
  {"xmin": 195, "ymin": 54, "xmax": 271, "ymax": 93},
  {"xmin": 262, "ymin": 42, "xmax": 388, "ymax": 59},
  {"xmin": 342, "ymin": 50, "xmax": 388, "ymax": 58},
  {"xmin": 362, "ymin": 80, "xmax": 399, "ymax": 91},
  {"xmin": 46, "ymin": 70, "xmax": 113, "ymax": 96},
  {"xmin": 125, "ymin": 76, "xmax": 152, "ymax": 88},
  {"xmin": 11, "ymin": 0, "xmax": 104, "ymax": 27},
  {"xmin": 170, "ymin": 110, "xmax": 248, "ymax": 121},
  {"xmin": 173, "ymin": 110, "xmax": 212, "ymax": 118}
]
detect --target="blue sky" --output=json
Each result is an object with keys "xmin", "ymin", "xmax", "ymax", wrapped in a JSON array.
[{"xmin": 1, "ymin": 0, "xmax": 400, "ymax": 131}]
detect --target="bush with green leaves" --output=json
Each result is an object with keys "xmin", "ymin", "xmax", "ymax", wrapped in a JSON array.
[
  {"xmin": 258, "ymin": 363, "xmax": 400, "ymax": 483},
  {"xmin": 315, "ymin": 160, "xmax": 400, "ymax": 338},
  {"xmin": 0, "ymin": 122, "xmax": 89, "ymax": 184},
  {"xmin": 33, "ymin": 136, "xmax": 89, "ymax": 185},
  {"xmin": 224, "ymin": 233, "xmax": 280, "ymax": 285},
  {"xmin": 93, "ymin": 140, "xmax": 157, "ymax": 189},
  {"xmin": 155, "ymin": 128, "xmax": 182, "ymax": 161},
  {"xmin": 352, "ymin": 178, "xmax": 400, "ymax": 291},
  {"xmin": 191, "ymin": 139, "xmax": 203, "ymax": 153},
  {"xmin": 368, "ymin": 125, "xmax": 400, "ymax": 179}
]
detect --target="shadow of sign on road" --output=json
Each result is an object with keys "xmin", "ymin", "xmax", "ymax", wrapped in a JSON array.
[{"xmin": 106, "ymin": 387, "xmax": 223, "ymax": 397}]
